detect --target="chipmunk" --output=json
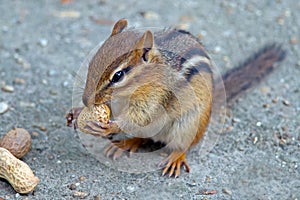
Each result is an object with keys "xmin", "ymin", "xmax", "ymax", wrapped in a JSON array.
[{"xmin": 66, "ymin": 19, "xmax": 285, "ymax": 177}]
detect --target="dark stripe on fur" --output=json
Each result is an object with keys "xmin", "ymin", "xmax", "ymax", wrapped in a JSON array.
[
  {"xmin": 185, "ymin": 62, "xmax": 212, "ymax": 81},
  {"xmin": 180, "ymin": 47, "xmax": 210, "ymax": 67},
  {"xmin": 160, "ymin": 30, "xmax": 182, "ymax": 43},
  {"xmin": 181, "ymin": 47, "xmax": 212, "ymax": 81},
  {"xmin": 177, "ymin": 29, "xmax": 191, "ymax": 35}
]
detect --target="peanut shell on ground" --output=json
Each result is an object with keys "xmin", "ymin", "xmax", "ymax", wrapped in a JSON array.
[{"xmin": 0, "ymin": 128, "xmax": 32, "ymax": 159}]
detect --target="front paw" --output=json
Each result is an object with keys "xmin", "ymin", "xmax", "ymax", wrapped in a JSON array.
[{"xmin": 83, "ymin": 120, "xmax": 120, "ymax": 137}]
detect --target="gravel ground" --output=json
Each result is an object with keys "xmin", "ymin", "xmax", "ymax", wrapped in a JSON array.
[{"xmin": 0, "ymin": 0, "xmax": 299, "ymax": 199}]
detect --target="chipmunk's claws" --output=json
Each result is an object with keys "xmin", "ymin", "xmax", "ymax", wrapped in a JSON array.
[
  {"xmin": 104, "ymin": 138, "xmax": 145, "ymax": 159},
  {"xmin": 160, "ymin": 151, "xmax": 190, "ymax": 178}
]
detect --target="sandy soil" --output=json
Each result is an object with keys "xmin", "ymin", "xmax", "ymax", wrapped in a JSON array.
[{"xmin": 0, "ymin": 1, "xmax": 299, "ymax": 199}]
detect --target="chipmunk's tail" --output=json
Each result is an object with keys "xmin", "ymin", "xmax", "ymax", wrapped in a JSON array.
[{"xmin": 214, "ymin": 44, "xmax": 286, "ymax": 105}]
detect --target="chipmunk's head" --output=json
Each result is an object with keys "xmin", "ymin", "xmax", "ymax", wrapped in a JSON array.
[{"xmin": 83, "ymin": 19, "xmax": 165, "ymax": 109}]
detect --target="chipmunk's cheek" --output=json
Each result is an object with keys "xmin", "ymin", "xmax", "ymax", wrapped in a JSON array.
[{"xmin": 110, "ymin": 99, "xmax": 129, "ymax": 118}]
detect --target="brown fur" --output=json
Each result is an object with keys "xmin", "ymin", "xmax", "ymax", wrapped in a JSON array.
[{"xmin": 81, "ymin": 19, "xmax": 285, "ymax": 176}]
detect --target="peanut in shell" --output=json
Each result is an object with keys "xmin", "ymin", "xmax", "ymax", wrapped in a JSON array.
[{"xmin": 77, "ymin": 104, "xmax": 110, "ymax": 134}]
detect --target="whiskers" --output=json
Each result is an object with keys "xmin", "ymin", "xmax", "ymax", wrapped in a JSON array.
[
  {"xmin": 68, "ymin": 70, "xmax": 87, "ymax": 106},
  {"xmin": 71, "ymin": 70, "xmax": 85, "ymax": 88}
]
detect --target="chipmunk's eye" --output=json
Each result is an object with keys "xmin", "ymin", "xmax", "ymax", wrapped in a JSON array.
[
  {"xmin": 110, "ymin": 65, "xmax": 132, "ymax": 84},
  {"xmin": 111, "ymin": 70, "xmax": 125, "ymax": 83}
]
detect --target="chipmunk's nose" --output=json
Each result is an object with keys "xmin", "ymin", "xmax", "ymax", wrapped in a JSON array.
[{"xmin": 82, "ymin": 93, "xmax": 95, "ymax": 107}]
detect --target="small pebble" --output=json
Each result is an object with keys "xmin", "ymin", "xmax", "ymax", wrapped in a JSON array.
[
  {"xmin": 68, "ymin": 183, "xmax": 77, "ymax": 190},
  {"xmin": 272, "ymin": 97, "xmax": 278, "ymax": 103},
  {"xmin": 20, "ymin": 101, "xmax": 36, "ymax": 107},
  {"xmin": 140, "ymin": 11, "xmax": 159, "ymax": 20},
  {"xmin": 279, "ymin": 137, "xmax": 287, "ymax": 145},
  {"xmin": 22, "ymin": 61, "xmax": 31, "ymax": 69},
  {"xmin": 263, "ymin": 103, "xmax": 270, "ymax": 108},
  {"xmin": 196, "ymin": 33, "xmax": 204, "ymax": 40},
  {"xmin": 179, "ymin": 15, "xmax": 194, "ymax": 22},
  {"xmin": 232, "ymin": 118, "xmax": 241, "ymax": 123},
  {"xmin": 283, "ymin": 9, "xmax": 291, "ymax": 17},
  {"xmin": 73, "ymin": 191, "xmax": 89, "ymax": 198},
  {"xmin": 47, "ymin": 69, "xmax": 57, "ymax": 76},
  {"xmin": 14, "ymin": 53, "xmax": 24, "ymax": 64},
  {"xmin": 94, "ymin": 195, "xmax": 101, "ymax": 200},
  {"xmin": 79, "ymin": 176, "xmax": 85, "ymax": 181},
  {"xmin": 282, "ymin": 99, "xmax": 290, "ymax": 106},
  {"xmin": 159, "ymin": 152, "xmax": 168, "ymax": 157},
  {"xmin": 89, "ymin": 16, "xmax": 115, "ymax": 25},
  {"xmin": 176, "ymin": 23, "xmax": 190, "ymax": 30},
  {"xmin": 13, "ymin": 77, "xmax": 26, "ymax": 84},
  {"xmin": 31, "ymin": 131, "xmax": 39, "ymax": 137},
  {"xmin": 42, "ymin": 79, "xmax": 48, "ymax": 85},
  {"xmin": 13, "ymin": 54, "xmax": 31, "ymax": 68},
  {"xmin": 224, "ymin": 126, "xmax": 234, "ymax": 132},
  {"xmin": 205, "ymin": 176, "xmax": 211, "ymax": 183},
  {"xmin": 223, "ymin": 56, "xmax": 231, "ymax": 67},
  {"xmin": 0, "ymin": 102, "xmax": 9, "ymax": 114},
  {"xmin": 126, "ymin": 185, "xmax": 135, "ymax": 193},
  {"xmin": 1, "ymin": 85, "xmax": 14, "ymax": 92},
  {"xmin": 187, "ymin": 182, "xmax": 197, "ymax": 187},
  {"xmin": 61, "ymin": 0, "xmax": 73, "ymax": 3},
  {"xmin": 260, "ymin": 86, "xmax": 270, "ymax": 94},
  {"xmin": 32, "ymin": 125, "xmax": 47, "ymax": 131},
  {"xmin": 62, "ymin": 81, "xmax": 69, "ymax": 87},
  {"xmin": 201, "ymin": 189, "xmax": 217, "ymax": 195},
  {"xmin": 276, "ymin": 15, "xmax": 285, "ymax": 25},
  {"xmin": 281, "ymin": 126, "xmax": 288, "ymax": 132},
  {"xmin": 38, "ymin": 38, "xmax": 48, "ymax": 47},
  {"xmin": 53, "ymin": 10, "xmax": 81, "ymax": 18},
  {"xmin": 214, "ymin": 46, "xmax": 221, "ymax": 53},
  {"xmin": 222, "ymin": 188, "xmax": 232, "ymax": 195},
  {"xmin": 289, "ymin": 37, "xmax": 298, "ymax": 45},
  {"xmin": 256, "ymin": 122, "xmax": 262, "ymax": 127},
  {"xmin": 223, "ymin": 56, "xmax": 230, "ymax": 62},
  {"xmin": 200, "ymin": 30, "xmax": 207, "ymax": 37},
  {"xmin": 49, "ymin": 89, "xmax": 58, "ymax": 95},
  {"xmin": 48, "ymin": 154, "xmax": 54, "ymax": 160},
  {"xmin": 253, "ymin": 136, "xmax": 258, "ymax": 144},
  {"xmin": 238, "ymin": 145, "xmax": 245, "ymax": 151}
]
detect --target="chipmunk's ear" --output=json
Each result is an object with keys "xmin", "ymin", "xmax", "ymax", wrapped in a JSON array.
[
  {"xmin": 110, "ymin": 19, "xmax": 128, "ymax": 36},
  {"xmin": 133, "ymin": 30, "xmax": 155, "ymax": 61},
  {"xmin": 134, "ymin": 30, "xmax": 154, "ymax": 50}
]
